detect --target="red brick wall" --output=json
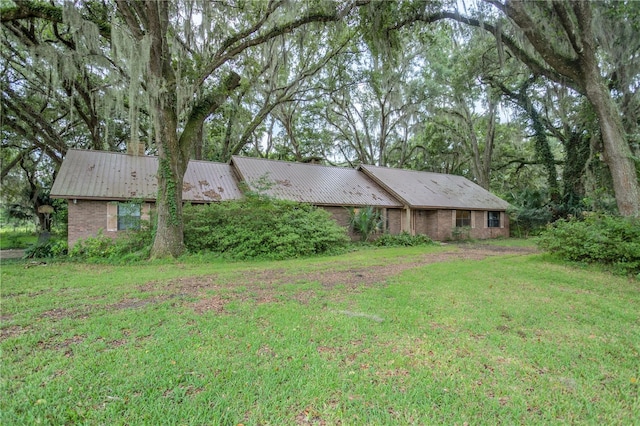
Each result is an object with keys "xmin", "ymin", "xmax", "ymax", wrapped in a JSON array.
[
  {"xmin": 67, "ymin": 200, "xmax": 118, "ymax": 247},
  {"xmin": 320, "ymin": 206, "xmax": 358, "ymax": 240},
  {"xmin": 67, "ymin": 200, "xmax": 509, "ymax": 247},
  {"xmin": 67, "ymin": 200, "xmax": 153, "ymax": 247},
  {"xmin": 386, "ymin": 208, "xmax": 403, "ymax": 235},
  {"xmin": 405, "ymin": 209, "xmax": 510, "ymax": 241},
  {"xmin": 320, "ymin": 206, "xmax": 404, "ymax": 241},
  {"xmin": 468, "ymin": 211, "xmax": 509, "ymax": 239},
  {"xmin": 434, "ymin": 210, "xmax": 456, "ymax": 241},
  {"xmin": 414, "ymin": 210, "xmax": 439, "ymax": 239}
]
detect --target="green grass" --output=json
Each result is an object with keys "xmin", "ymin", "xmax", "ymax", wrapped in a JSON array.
[
  {"xmin": 479, "ymin": 237, "xmax": 536, "ymax": 247},
  {"xmin": 1, "ymin": 245, "xmax": 639, "ymax": 424},
  {"xmin": 0, "ymin": 228, "xmax": 38, "ymax": 250}
]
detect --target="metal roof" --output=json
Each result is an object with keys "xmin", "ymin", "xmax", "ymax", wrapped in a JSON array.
[
  {"xmin": 359, "ymin": 165, "xmax": 510, "ymax": 210},
  {"xmin": 231, "ymin": 156, "xmax": 403, "ymax": 207},
  {"xmin": 50, "ymin": 149, "xmax": 243, "ymax": 202},
  {"xmin": 50, "ymin": 150, "xmax": 508, "ymax": 210}
]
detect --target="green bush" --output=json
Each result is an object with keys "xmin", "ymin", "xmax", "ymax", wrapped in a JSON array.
[
  {"xmin": 506, "ymin": 189, "xmax": 554, "ymax": 237},
  {"xmin": 347, "ymin": 206, "xmax": 383, "ymax": 242},
  {"xmin": 374, "ymin": 232, "xmax": 435, "ymax": 247},
  {"xmin": 183, "ymin": 198, "xmax": 349, "ymax": 260},
  {"xmin": 68, "ymin": 231, "xmax": 114, "ymax": 259},
  {"xmin": 68, "ymin": 224, "xmax": 153, "ymax": 263},
  {"xmin": 23, "ymin": 239, "xmax": 68, "ymax": 259},
  {"xmin": 537, "ymin": 214, "xmax": 640, "ymax": 275},
  {"xmin": 451, "ymin": 226, "xmax": 471, "ymax": 241}
]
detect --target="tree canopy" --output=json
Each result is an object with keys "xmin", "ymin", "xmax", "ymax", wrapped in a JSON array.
[{"xmin": 2, "ymin": 0, "xmax": 638, "ymax": 256}]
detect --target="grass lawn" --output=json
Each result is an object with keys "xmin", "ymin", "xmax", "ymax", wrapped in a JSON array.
[
  {"xmin": 0, "ymin": 229, "xmax": 38, "ymax": 250},
  {"xmin": 1, "ymin": 244, "xmax": 638, "ymax": 424}
]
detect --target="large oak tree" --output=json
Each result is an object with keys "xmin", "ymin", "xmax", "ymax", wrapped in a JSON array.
[{"xmin": 396, "ymin": 0, "xmax": 639, "ymax": 216}]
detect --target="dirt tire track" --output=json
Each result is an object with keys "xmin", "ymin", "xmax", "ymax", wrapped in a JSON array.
[{"xmin": 179, "ymin": 244, "xmax": 538, "ymax": 313}]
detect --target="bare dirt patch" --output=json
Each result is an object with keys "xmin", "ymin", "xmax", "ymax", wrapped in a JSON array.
[
  {"xmin": 40, "ymin": 307, "xmax": 89, "ymax": 321},
  {"xmin": 37, "ymin": 334, "xmax": 86, "ymax": 356},
  {"xmin": 192, "ymin": 295, "xmax": 227, "ymax": 314},
  {"xmin": 0, "ymin": 324, "xmax": 29, "ymax": 341},
  {"xmin": 20, "ymin": 245, "xmax": 535, "ymax": 318},
  {"xmin": 177, "ymin": 244, "xmax": 536, "ymax": 313},
  {"xmin": 108, "ymin": 297, "xmax": 166, "ymax": 310}
]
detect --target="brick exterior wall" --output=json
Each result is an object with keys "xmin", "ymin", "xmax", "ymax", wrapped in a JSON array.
[
  {"xmin": 321, "ymin": 206, "xmax": 359, "ymax": 240},
  {"xmin": 386, "ymin": 208, "xmax": 403, "ymax": 235},
  {"xmin": 435, "ymin": 210, "xmax": 455, "ymax": 241},
  {"xmin": 407, "ymin": 209, "xmax": 509, "ymax": 241},
  {"xmin": 67, "ymin": 200, "xmax": 509, "ymax": 247},
  {"xmin": 414, "ymin": 210, "xmax": 438, "ymax": 238},
  {"xmin": 67, "ymin": 200, "xmax": 118, "ymax": 247},
  {"xmin": 67, "ymin": 200, "xmax": 152, "ymax": 247},
  {"xmin": 320, "ymin": 206, "xmax": 405, "ymax": 241},
  {"xmin": 468, "ymin": 210, "xmax": 509, "ymax": 239}
]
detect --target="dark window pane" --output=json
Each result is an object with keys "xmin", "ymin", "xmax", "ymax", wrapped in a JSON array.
[
  {"xmin": 488, "ymin": 211, "xmax": 500, "ymax": 228},
  {"xmin": 456, "ymin": 210, "xmax": 471, "ymax": 227}
]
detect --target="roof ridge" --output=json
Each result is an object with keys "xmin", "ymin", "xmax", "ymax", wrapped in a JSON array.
[{"xmin": 232, "ymin": 155, "xmax": 351, "ymax": 170}]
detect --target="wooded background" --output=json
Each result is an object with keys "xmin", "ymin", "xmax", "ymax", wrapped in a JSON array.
[{"xmin": 2, "ymin": 0, "xmax": 639, "ymax": 256}]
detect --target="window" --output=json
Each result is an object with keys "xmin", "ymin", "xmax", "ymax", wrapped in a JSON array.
[
  {"xmin": 488, "ymin": 211, "xmax": 500, "ymax": 228},
  {"xmin": 117, "ymin": 203, "xmax": 141, "ymax": 230},
  {"xmin": 455, "ymin": 210, "xmax": 471, "ymax": 227}
]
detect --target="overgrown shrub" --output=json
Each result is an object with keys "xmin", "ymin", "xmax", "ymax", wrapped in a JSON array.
[
  {"xmin": 507, "ymin": 189, "xmax": 554, "ymax": 237},
  {"xmin": 68, "ymin": 231, "xmax": 116, "ymax": 259},
  {"xmin": 68, "ymin": 224, "xmax": 153, "ymax": 263},
  {"xmin": 347, "ymin": 206, "xmax": 382, "ymax": 242},
  {"xmin": 451, "ymin": 226, "xmax": 471, "ymax": 241},
  {"xmin": 183, "ymin": 198, "xmax": 349, "ymax": 260},
  {"xmin": 537, "ymin": 214, "xmax": 640, "ymax": 275},
  {"xmin": 23, "ymin": 239, "xmax": 68, "ymax": 259},
  {"xmin": 373, "ymin": 232, "xmax": 434, "ymax": 247}
]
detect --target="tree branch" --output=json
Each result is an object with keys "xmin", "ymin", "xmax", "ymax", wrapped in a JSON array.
[
  {"xmin": 178, "ymin": 72, "xmax": 241, "ymax": 150},
  {"xmin": 1, "ymin": 0, "xmax": 111, "ymax": 39},
  {"xmin": 551, "ymin": 0, "xmax": 582, "ymax": 55},
  {"xmin": 501, "ymin": 1, "xmax": 582, "ymax": 84},
  {"xmin": 114, "ymin": 0, "xmax": 145, "ymax": 40},
  {"xmin": 198, "ymin": 0, "xmax": 368, "ymax": 86},
  {"xmin": 392, "ymin": 8, "xmax": 581, "ymax": 93},
  {"xmin": 1, "ymin": 1, "xmax": 62, "ymax": 24}
]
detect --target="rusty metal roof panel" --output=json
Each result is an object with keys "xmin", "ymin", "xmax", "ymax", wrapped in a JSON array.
[
  {"xmin": 182, "ymin": 160, "xmax": 244, "ymax": 202},
  {"xmin": 50, "ymin": 150, "xmax": 242, "ymax": 202},
  {"xmin": 359, "ymin": 165, "xmax": 510, "ymax": 210},
  {"xmin": 231, "ymin": 156, "xmax": 402, "ymax": 207}
]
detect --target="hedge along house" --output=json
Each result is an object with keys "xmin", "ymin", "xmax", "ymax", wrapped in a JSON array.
[
  {"xmin": 230, "ymin": 156, "xmax": 404, "ymax": 239},
  {"xmin": 358, "ymin": 165, "xmax": 510, "ymax": 240},
  {"xmin": 50, "ymin": 149, "xmax": 243, "ymax": 247}
]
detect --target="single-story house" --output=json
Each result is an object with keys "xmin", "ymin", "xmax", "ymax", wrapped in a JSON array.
[
  {"xmin": 358, "ymin": 164, "xmax": 510, "ymax": 240},
  {"xmin": 50, "ymin": 149, "xmax": 243, "ymax": 246},
  {"xmin": 51, "ymin": 149, "xmax": 510, "ymax": 247},
  {"xmin": 230, "ymin": 155, "xmax": 404, "ymax": 239}
]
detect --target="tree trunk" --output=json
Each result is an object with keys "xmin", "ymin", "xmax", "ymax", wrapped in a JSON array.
[
  {"xmin": 562, "ymin": 131, "xmax": 589, "ymax": 213},
  {"xmin": 152, "ymin": 157, "xmax": 187, "ymax": 258},
  {"xmin": 144, "ymin": 1, "xmax": 187, "ymax": 259},
  {"xmin": 583, "ymin": 76, "xmax": 640, "ymax": 216},
  {"xmin": 150, "ymin": 107, "xmax": 187, "ymax": 258},
  {"xmin": 193, "ymin": 123, "xmax": 204, "ymax": 160}
]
